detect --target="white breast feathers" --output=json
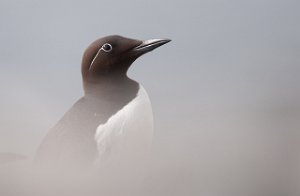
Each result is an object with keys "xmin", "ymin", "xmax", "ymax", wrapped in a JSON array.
[{"xmin": 94, "ymin": 85, "xmax": 154, "ymax": 166}]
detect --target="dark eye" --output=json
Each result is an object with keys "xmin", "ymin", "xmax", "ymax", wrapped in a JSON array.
[{"xmin": 101, "ymin": 43, "xmax": 112, "ymax": 52}]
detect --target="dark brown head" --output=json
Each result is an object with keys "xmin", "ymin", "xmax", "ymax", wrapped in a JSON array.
[{"xmin": 81, "ymin": 35, "xmax": 171, "ymax": 90}]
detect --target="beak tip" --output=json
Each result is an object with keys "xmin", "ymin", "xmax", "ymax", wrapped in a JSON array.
[
  {"xmin": 160, "ymin": 38, "xmax": 172, "ymax": 45},
  {"xmin": 166, "ymin": 38, "xmax": 172, "ymax": 42}
]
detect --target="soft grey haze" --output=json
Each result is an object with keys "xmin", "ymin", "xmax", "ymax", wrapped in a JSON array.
[{"xmin": 0, "ymin": 0, "xmax": 300, "ymax": 196}]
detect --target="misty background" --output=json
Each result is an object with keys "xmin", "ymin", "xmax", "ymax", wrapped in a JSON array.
[{"xmin": 0, "ymin": 0, "xmax": 300, "ymax": 195}]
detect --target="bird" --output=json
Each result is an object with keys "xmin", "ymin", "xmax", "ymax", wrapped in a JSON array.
[{"xmin": 34, "ymin": 35, "xmax": 171, "ymax": 171}]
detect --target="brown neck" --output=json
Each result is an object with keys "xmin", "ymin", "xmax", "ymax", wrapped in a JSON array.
[{"xmin": 82, "ymin": 74, "xmax": 139, "ymax": 100}]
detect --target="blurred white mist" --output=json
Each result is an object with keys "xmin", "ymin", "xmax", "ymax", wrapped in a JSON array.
[{"xmin": 1, "ymin": 0, "xmax": 300, "ymax": 195}]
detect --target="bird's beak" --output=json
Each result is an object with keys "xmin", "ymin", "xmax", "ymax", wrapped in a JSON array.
[{"xmin": 132, "ymin": 38, "xmax": 171, "ymax": 55}]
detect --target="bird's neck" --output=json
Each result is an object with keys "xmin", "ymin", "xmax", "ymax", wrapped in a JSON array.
[{"xmin": 83, "ymin": 75, "xmax": 139, "ymax": 99}]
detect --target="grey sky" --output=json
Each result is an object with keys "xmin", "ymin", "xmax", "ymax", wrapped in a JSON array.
[{"xmin": 1, "ymin": 0, "xmax": 300, "ymax": 195}]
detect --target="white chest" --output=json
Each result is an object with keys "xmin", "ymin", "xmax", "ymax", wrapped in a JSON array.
[{"xmin": 94, "ymin": 85, "xmax": 154, "ymax": 163}]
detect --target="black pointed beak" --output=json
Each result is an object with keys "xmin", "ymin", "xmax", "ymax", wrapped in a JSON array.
[{"xmin": 132, "ymin": 38, "xmax": 171, "ymax": 54}]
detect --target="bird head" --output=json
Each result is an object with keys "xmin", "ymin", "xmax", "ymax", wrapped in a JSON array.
[{"xmin": 81, "ymin": 35, "xmax": 171, "ymax": 84}]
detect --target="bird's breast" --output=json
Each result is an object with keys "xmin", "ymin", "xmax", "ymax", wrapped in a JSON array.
[{"xmin": 94, "ymin": 85, "xmax": 154, "ymax": 164}]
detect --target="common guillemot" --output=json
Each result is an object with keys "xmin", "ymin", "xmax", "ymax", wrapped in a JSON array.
[{"xmin": 34, "ymin": 35, "xmax": 171, "ymax": 170}]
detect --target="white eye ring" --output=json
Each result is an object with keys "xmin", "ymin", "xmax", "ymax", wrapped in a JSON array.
[{"xmin": 101, "ymin": 43, "xmax": 113, "ymax": 52}]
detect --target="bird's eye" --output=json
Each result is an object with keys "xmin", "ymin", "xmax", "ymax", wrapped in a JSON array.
[{"xmin": 101, "ymin": 43, "xmax": 112, "ymax": 52}]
